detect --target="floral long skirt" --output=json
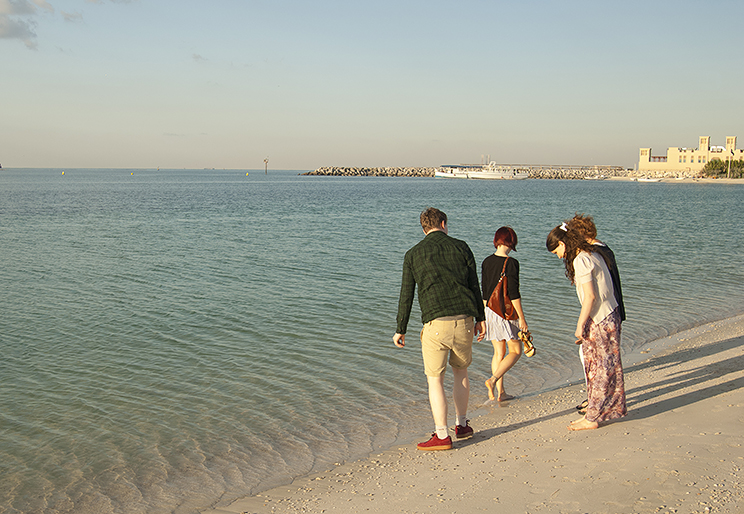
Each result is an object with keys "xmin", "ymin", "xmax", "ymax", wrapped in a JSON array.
[{"xmin": 581, "ymin": 308, "xmax": 627, "ymax": 423}]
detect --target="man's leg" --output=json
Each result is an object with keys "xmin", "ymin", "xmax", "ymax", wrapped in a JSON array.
[
  {"xmin": 449, "ymin": 318, "xmax": 474, "ymax": 438},
  {"xmin": 452, "ymin": 367, "xmax": 469, "ymax": 422},
  {"xmin": 450, "ymin": 317, "xmax": 473, "ymax": 425},
  {"xmin": 421, "ymin": 320, "xmax": 451, "ymax": 436},
  {"xmin": 427, "ymin": 374, "xmax": 447, "ymax": 430},
  {"xmin": 418, "ymin": 319, "xmax": 458, "ymax": 450},
  {"xmin": 418, "ymin": 373, "xmax": 453, "ymax": 450}
]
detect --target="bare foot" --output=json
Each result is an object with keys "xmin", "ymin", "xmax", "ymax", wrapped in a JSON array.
[
  {"xmin": 568, "ymin": 418, "xmax": 599, "ymax": 431},
  {"xmin": 497, "ymin": 393, "xmax": 514, "ymax": 401},
  {"xmin": 485, "ymin": 377, "xmax": 496, "ymax": 401}
]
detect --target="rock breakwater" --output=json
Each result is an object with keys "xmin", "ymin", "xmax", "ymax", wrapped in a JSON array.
[
  {"xmin": 524, "ymin": 166, "xmax": 629, "ymax": 179},
  {"xmin": 303, "ymin": 166, "xmax": 437, "ymax": 177},
  {"xmin": 303, "ymin": 165, "xmax": 632, "ymax": 179}
]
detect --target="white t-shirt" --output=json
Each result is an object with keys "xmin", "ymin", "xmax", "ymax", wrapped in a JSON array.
[{"xmin": 573, "ymin": 251, "xmax": 618, "ymax": 324}]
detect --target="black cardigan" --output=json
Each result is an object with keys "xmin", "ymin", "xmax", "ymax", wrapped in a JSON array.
[
  {"xmin": 593, "ymin": 244, "xmax": 626, "ymax": 322},
  {"xmin": 481, "ymin": 254, "xmax": 521, "ymax": 304}
]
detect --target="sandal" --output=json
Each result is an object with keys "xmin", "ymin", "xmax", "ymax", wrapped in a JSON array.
[
  {"xmin": 576, "ymin": 399, "xmax": 588, "ymax": 414},
  {"xmin": 518, "ymin": 330, "xmax": 536, "ymax": 357}
]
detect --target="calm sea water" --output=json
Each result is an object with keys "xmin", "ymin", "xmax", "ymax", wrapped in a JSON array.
[{"xmin": 1, "ymin": 169, "xmax": 743, "ymax": 514}]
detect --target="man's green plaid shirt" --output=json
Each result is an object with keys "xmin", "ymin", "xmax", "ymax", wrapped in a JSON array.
[{"xmin": 396, "ymin": 230, "xmax": 485, "ymax": 334}]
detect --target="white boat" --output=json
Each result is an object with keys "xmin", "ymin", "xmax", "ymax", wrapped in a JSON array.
[
  {"xmin": 467, "ymin": 162, "xmax": 529, "ymax": 180},
  {"xmin": 434, "ymin": 167, "xmax": 469, "ymax": 179},
  {"xmin": 637, "ymin": 177, "xmax": 662, "ymax": 182}
]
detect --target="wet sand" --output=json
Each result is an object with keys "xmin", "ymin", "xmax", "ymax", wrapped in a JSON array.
[{"xmin": 204, "ymin": 315, "xmax": 744, "ymax": 514}]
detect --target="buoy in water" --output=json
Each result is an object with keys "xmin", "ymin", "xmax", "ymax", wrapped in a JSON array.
[{"xmin": 61, "ymin": 171, "xmax": 65, "ymax": 175}]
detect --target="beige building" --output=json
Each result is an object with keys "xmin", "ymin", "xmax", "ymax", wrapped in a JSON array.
[{"xmin": 638, "ymin": 136, "xmax": 744, "ymax": 175}]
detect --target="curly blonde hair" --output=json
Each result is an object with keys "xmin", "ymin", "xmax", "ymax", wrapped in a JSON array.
[{"xmin": 567, "ymin": 213, "xmax": 597, "ymax": 240}]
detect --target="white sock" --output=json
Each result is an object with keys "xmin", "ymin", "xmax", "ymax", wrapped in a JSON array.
[
  {"xmin": 456, "ymin": 414, "xmax": 467, "ymax": 427},
  {"xmin": 435, "ymin": 426, "xmax": 448, "ymax": 439}
]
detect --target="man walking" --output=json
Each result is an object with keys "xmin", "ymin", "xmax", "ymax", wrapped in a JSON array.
[{"xmin": 394, "ymin": 207, "xmax": 486, "ymax": 450}]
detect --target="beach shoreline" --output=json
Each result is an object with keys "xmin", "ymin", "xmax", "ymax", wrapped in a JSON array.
[
  {"xmin": 203, "ymin": 314, "xmax": 744, "ymax": 514},
  {"xmin": 606, "ymin": 176, "xmax": 743, "ymax": 185}
]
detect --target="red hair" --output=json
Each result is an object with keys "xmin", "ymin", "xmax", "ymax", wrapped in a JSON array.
[{"xmin": 493, "ymin": 226, "xmax": 518, "ymax": 250}]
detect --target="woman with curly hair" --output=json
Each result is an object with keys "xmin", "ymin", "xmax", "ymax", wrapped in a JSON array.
[
  {"xmin": 567, "ymin": 214, "xmax": 625, "ymax": 322},
  {"xmin": 567, "ymin": 214, "xmax": 627, "ymax": 414},
  {"xmin": 546, "ymin": 222, "xmax": 626, "ymax": 430}
]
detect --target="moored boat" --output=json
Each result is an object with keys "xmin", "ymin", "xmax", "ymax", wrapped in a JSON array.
[
  {"xmin": 467, "ymin": 162, "xmax": 529, "ymax": 180},
  {"xmin": 434, "ymin": 167, "xmax": 469, "ymax": 178}
]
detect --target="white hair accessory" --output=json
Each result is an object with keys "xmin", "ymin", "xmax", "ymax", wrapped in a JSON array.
[{"xmin": 560, "ymin": 222, "xmax": 568, "ymax": 232}]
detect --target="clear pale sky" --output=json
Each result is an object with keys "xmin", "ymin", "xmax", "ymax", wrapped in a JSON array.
[{"xmin": 2, "ymin": 0, "xmax": 743, "ymax": 170}]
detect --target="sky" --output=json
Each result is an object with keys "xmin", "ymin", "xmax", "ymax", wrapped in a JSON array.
[{"xmin": 2, "ymin": 0, "xmax": 743, "ymax": 170}]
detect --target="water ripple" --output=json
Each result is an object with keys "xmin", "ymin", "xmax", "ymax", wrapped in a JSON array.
[{"xmin": 1, "ymin": 169, "xmax": 743, "ymax": 513}]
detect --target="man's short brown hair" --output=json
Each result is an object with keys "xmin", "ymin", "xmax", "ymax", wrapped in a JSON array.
[{"xmin": 420, "ymin": 207, "xmax": 447, "ymax": 232}]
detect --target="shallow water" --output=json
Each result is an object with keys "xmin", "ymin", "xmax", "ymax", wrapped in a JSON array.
[{"xmin": 1, "ymin": 169, "xmax": 743, "ymax": 513}]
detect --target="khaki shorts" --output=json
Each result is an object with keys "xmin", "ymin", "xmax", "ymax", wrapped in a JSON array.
[{"xmin": 420, "ymin": 316, "xmax": 474, "ymax": 377}]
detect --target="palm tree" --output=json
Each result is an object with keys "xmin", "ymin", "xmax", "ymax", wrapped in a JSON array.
[{"xmin": 702, "ymin": 158, "xmax": 744, "ymax": 178}]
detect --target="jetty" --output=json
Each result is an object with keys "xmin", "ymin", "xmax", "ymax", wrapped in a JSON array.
[
  {"xmin": 304, "ymin": 164, "xmax": 629, "ymax": 179},
  {"xmin": 303, "ymin": 166, "xmax": 438, "ymax": 177}
]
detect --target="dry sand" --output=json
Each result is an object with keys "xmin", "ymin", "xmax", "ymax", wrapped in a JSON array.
[
  {"xmin": 607, "ymin": 177, "xmax": 743, "ymax": 185},
  {"xmin": 204, "ymin": 315, "xmax": 744, "ymax": 514}
]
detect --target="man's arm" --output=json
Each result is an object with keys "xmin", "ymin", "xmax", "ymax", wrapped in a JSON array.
[
  {"xmin": 464, "ymin": 246, "xmax": 486, "ymax": 322},
  {"xmin": 461, "ymin": 243, "xmax": 486, "ymax": 341},
  {"xmin": 393, "ymin": 333, "xmax": 406, "ymax": 347},
  {"xmin": 394, "ymin": 253, "xmax": 416, "ymax": 344}
]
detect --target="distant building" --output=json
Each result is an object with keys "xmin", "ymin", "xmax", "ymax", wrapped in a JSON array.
[{"xmin": 638, "ymin": 136, "xmax": 744, "ymax": 174}]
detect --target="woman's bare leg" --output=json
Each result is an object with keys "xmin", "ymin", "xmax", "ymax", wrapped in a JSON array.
[
  {"xmin": 485, "ymin": 339, "xmax": 506, "ymax": 400},
  {"xmin": 486, "ymin": 339, "xmax": 516, "ymax": 401},
  {"xmin": 487, "ymin": 339, "xmax": 522, "ymax": 401}
]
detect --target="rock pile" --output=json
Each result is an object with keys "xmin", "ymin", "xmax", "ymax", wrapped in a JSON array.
[
  {"xmin": 304, "ymin": 166, "xmax": 632, "ymax": 179},
  {"xmin": 303, "ymin": 167, "xmax": 437, "ymax": 177},
  {"xmin": 526, "ymin": 167, "xmax": 629, "ymax": 179}
]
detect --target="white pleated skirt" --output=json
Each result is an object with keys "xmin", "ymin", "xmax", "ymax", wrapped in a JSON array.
[{"xmin": 484, "ymin": 305, "xmax": 520, "ymax": 342}]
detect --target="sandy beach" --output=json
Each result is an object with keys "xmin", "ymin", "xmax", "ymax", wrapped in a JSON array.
[
  {"xmin": 607, "ymin": 177, "xmax": 743, "ymax": 185},
  {"xmin": 202, "ymin": 314, "xmax": 744, "ymax": 514}
]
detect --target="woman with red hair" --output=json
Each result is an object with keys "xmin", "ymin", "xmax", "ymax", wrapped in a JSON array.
[{"xmin": 481, "ymin": 226, "xmax": 529, "ymax": 401}]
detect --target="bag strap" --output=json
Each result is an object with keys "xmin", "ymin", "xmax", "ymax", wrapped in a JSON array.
[{"xmin": 499, "ymin": 256, "xmax": 510, "ymax": 278}]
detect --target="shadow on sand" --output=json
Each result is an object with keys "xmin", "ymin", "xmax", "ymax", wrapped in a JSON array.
[{"xmin": 464, "ymin": 334, "xmax": 744, "ymax": 443}]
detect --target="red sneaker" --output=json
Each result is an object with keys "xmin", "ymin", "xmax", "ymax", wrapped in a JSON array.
[
  {"xmin": 455, "ymin": 420, "xmax": 474, "ymax": 439},
  {"xmin": 417, "ymin": 433, "xmax": 453, "ymax": 451}
]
